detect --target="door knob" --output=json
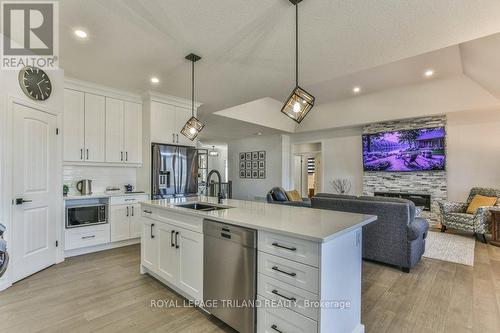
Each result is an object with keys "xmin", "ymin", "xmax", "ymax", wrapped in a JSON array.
[{"xmin": 15, "ymin": 198, "xmax": 32, "ymax": 205}]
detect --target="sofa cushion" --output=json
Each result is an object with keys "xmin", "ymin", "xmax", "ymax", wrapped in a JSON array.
[
  {"xmin": 314, "ymin": 193, "xmax": 357, "ymax": 199},
  {"xmin": 286, "ymin": 190, "xmax": 302, "ymax": 202},
  {"xmin": 466, "ymin": 194, "xmax": 497, "ymax": 214},
  {"xmin": 270, "ymin": 187, "xmax": 288, "ymax": 202}
]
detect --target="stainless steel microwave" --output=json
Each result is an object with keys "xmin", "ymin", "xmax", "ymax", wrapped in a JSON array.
[{"xmin": 66, "ymin": 204, "xmax": 107, "ymax": 228}]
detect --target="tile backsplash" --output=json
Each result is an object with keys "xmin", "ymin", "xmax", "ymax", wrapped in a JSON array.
[{"xmin": 63, "ymin": 166, "xmax": 137, "ymax": 194}]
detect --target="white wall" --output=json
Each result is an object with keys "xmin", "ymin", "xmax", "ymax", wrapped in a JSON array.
[
  {"xmin": 63, "ymin": 166, "xmax": 137, "ymax": 195},
  {"xmin": 447, "ymin": 109, "xmax": 500, "ymax": 201},
  {"xmin": 200, "ymin": 145, "xmax": 228, "ymax": 182},
  {"xmin": 228, "ymin": 134, "xmax": 288, "ymax": 200}
]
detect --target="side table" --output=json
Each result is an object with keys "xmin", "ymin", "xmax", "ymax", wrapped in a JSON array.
[{"xmin": 490, "ymin": 208, "xmax": 500, "ymax": 247}]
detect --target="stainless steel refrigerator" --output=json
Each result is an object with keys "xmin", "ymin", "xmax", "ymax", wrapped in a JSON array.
[{"xmin": 151, "ymin": 144, "xmax": 198, "ymax": 199}]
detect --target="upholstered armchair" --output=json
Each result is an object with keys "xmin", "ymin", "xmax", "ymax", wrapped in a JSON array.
[{"xmin": 439, "ymin": 187, "xmax": 500, "ymax": 242}]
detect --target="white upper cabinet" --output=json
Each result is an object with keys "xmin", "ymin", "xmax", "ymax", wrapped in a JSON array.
[
  {"xmin": 124, "ymin": 102, "xmax": 142, "ymax": 164},
  {"xmin": 149, "ymin": 100, "xmax": 197, "ymax": 146},
  {"xmin": 84, "ymin": 93, "xmax": 106, "ymax": 162},
  {"xmin": 175, "ymin": 107, "xmax": 193, "ymax": 146},
  {"xmin": 63, "ymin": 80, "xmax": 143, "ymax": 166},
  {"xmin": 105, "ymin": 97, "xmax": 125, "ymax": 163},
  {"xmin": 63, "ymin": 89, "xmax": 85, "ymax": 162}
]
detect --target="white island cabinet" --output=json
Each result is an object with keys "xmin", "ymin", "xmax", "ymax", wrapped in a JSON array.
[{"xmin": 140, "ymin": 197, "xmax": 376, "ymax": 333}]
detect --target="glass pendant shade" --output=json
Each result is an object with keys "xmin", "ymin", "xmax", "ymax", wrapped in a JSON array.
[
  {"xmin": 281, "ymin": 86, "xmax": 315, "ymax": 123},
  {"xmin": 181, "ymin": 116, "xmax": 205, "ymax": 141}
]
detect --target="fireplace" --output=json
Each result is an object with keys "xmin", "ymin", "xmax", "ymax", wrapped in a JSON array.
[{"xmin": 374, "ymin": 192, "xmax": 432, "ymax": 211}]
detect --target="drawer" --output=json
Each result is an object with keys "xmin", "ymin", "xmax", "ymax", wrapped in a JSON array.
[
  {"xmin": 65, "ymin": 224, "xmax": 110, "ymax": 250},
  {"xmin": 258, "ymin": 230, "xmax": 319, "ymax": 267},
  {"xmin": 257, "ymin": 295, "xmax": 317, "ymax": 333},
  {"xmin": 258, "ymin": 252, "xmax": 319, "ymax": 294},
  {"xmin": 110, "ymin": 194, "xmax": 148, "ymax": 205},
  {"xmin": 141, "ymin": 206, "xmax": 203, "ymax": 233},
  {"xmin": 258, "ymin": 273, "xmax": 319, "ymax": 321}
]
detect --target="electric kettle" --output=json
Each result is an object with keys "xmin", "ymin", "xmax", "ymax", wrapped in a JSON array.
[{"xmin": 76, "ymin": 179, "xmax": 93, "ymax": 195}]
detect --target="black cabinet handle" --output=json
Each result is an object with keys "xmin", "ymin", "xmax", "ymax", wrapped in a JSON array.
[
  {"xmin": 126, "ymin": 151, "xmax": 128, "ymax": 161},
  {"xmin": 272, "ymin": 289, "xmax": 296, "ymax": 302},
  {"xmin": 172, "ymin": 133, "xmax": 175, "ymax": 143},
  {"xmin": 271, "ymin": 325, "xmax": 283, "ymax": 333},
  {"xmin": 126, "ymin": 206, "xmax": 129, "ymax": 217},
  {"xmin": 171, "ymin": 230, "xmax": 175, "ymax": 247},
  {"xmin": 150, "ymin": 224, "xmax": 155, "ymax": 238},
  {"xmin": 131, "ymin": 206, "xmax": 134, "ymax": 216},
  {"xmin": 272, "ymin": 242, "xmax": 296, "ymax": 252},
  {"xmin": 121, "ymin": 151, "xmax": 123, "ymax": 161},
  {"xmin": 80, "ymin": 148, "xmax": 83, "ymax": 160},
  {"xmin": 272, "ymin": 266, "xmax": 296, "ymax": 277},
  {"xmin": 82, "ymin": 235, "xmax": 95, "ymax": 239},
  {"xmin": 175, "ymin": 231, "xmax": 179, "ymax": 248},
  {"xmin": 143, "ymin": 210, "xmax": 152, "ymax": 214},
  {"xmin": 86, "ymin": 149, "xmax": 89, "ymax": 160}
]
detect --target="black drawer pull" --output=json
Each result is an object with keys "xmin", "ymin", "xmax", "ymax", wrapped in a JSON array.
[
  {"xmin": 171, "ymin": 230, "xmax": 175, "ymax": 247},
  {"xmin": 82, "ymin": 235, "xmax": 95, "ymax": 239},
  {"xmin": 221, "ymin": 233, "xmax": 231, "ymax": 239},
  {"xmin": 272, "ymin": 289, "xmax": 296, "ymax": 302},
  {"xmin": 143, "ymin": 210, "xmax": 152, "ymax": 214},
  {"xmin": 272, "ymin": 266, "xmax": 296, "ymax": 277},
  {"xmin": 272, "ymin": 242, "xmax": 296, "ymax": 251},
  {"xmin": 222, "ymin": 227, "xmax": 230, "ymax": 232},
  {"xmin": 175, "ymin": 231, "xmax": 179, "ymax": 248},
  {"xmin": 151, "ymin": 224, "xmax": 155, "ymax": 238},
  {"xmin": 271, "ymin": 324, "xmax": 283, "ymax": 333}
]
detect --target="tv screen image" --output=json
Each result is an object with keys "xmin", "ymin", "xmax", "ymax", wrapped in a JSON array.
[{"xmin": 362, "ymin": 127, "xmax": 446, "ymax": 172}]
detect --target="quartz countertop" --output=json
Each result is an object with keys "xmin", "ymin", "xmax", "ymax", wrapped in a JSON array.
[
  {"xmin": 64, "ymin": 192, "xmax": 148, "ymax": 200},
  {"xmin": 141, "ymin": 196, "xmax": 377, "ymax": 243}
]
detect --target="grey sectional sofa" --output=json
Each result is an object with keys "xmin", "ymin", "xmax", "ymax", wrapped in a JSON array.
[{"xmin": 312, "ymin": 194, "xmax": 429, "ymax": 272}]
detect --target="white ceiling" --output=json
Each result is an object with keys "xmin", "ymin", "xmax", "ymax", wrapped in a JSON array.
[{"xmin": 58, "ymin": 0, "xmax": 500, "ymax": 141}]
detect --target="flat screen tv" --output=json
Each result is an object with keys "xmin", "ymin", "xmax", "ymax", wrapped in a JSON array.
[{"xmin": 362, "ymin": 127, "xmax": 446, "ymax": 172}]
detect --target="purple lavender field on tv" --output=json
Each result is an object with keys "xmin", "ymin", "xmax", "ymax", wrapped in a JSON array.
[{"xmin": 362, "ymin": 127, "xmax": 446, "ymax": 172}]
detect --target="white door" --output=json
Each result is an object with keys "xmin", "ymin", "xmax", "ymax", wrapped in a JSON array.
[
  {"xmin": 105, "ymin": 97, "xmax": 125, "ymax": 163},
  {"xmin": 141, "ymin": 219, "xmax": 157, "ymax": 271},
  {"xmin": 123, "ymin": 101, "xmax": 142, "ymax": 164},
  {"xmin": 110, "ymin": 205, "xmax": 130, "ymax": 242},
  {"xmin": 177, "ymin": 228, "xmax": 203, "ymax": 301},
  {"xmin": 63, "ymin": 89, "xmax": 84, "ymax": 161},
  {"xmin": 84, "ymin": 93, "xmax": 106, "ymax": 162},
  {"xmin": 129, "ymin": 204, "xmax": 142, "ymax": 238},
  {"xmin": 150, "ymin": 101, "xmax": 175, "ymax": 144},
  {"xmin": 12, "ymin": 102, "xmax": 58, "ymax": 281},
  {"xmin": 175, "ymin": 107, "xmax": 194, "ymax": 146},
  {"xmin": 157, "ymin": 222, "xmax": 178, "ymax": 284}
]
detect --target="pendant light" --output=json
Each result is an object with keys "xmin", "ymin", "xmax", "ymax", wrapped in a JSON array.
[
  {"xmin": 181, "ymin": 53, "xmax": 204, "ymax": 140},
  {"xmin": 208, "ymin": 145, "xmax": 219, "ymax": 157},
  {"xmin": 281, "ymin": 0, "xmax": 315, "ymax": 123}
]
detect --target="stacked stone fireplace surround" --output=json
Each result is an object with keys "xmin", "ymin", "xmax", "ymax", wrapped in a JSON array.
[{"xmin": 362, "ymin": 115, "xmax": 447, "ymax": 225}]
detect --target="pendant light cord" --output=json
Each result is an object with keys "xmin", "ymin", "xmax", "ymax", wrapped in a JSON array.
[
  {"xmin": 295, "ymin": 2, "xmax": 298, "ymax": 88},
  {"xmin": 191, "ymin": 59, "xmax": 195, "ymax": 117}
]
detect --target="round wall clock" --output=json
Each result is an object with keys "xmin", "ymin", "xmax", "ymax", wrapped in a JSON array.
[{"xmin": 18, "ymin": 66, "xmax": 52, "ymax": 101}]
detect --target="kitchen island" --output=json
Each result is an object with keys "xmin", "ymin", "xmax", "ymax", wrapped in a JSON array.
[{"xmin": 140, "ymin": 196, "xmax": 376, "ymax": 333}]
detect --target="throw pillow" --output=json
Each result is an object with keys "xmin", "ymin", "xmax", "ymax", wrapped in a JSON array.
[
  {"xmin": 286, "ymin": 190, "xmax": 302, "ymax": 202},
  {"xmin": 466, "ymin": 194, "xmax": 498, "ymax": 214}
]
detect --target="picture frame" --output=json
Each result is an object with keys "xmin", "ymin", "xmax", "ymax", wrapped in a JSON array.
[
  {"xmin": 258, "ymin": 170, "xmax": 265, "ymax": 179},
  {"xmin": 240, "ymin": 161, "xmax": 246, "ymax": 169},
  {"xmin": 258, "ymin": 151, "xmax": 266, "ymax": 160},
  {"xmin": 240, "ymin": 153, "xmax": 246, "ymax": 161},
  {"xmin": 245, "ymin": 170, "xmax": 252, "ymax": 178},
  {"xmin": 246, "ymin": 161, "xmax": 251, "ymax": 169},
  {"xmin": 252, "ymin": 170, "xmax": 258, "ymax": 179},
  {"xmin": 252, "ymin": 161, "xmax": 258, "ymax": 169},
  {"xmin": 245, "ymin": 152, "xmax": 252, "ymax": 160},
  {"xmin": 240, "ymin": 170, "xmax": 246, "ymax": 178},
  {"xmin": 258, "ymin": 161, "xmax": 265, "ymax": 169},
  {"xmin": 252, "ymin": 151, "xmax": 259, "ymax": 160}
]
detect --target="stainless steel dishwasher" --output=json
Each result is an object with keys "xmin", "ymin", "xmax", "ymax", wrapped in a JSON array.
[{"xmin": 204, "ymin": 219, "xmax": 257, "ymax": 333}]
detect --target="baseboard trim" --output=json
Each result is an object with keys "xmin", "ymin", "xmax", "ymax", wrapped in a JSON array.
[{"xmin": 64, "ymin": 238, "xmax": 140, "ymax": 258}]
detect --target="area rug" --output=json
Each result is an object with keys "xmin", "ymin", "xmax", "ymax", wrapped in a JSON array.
[{"xmin": 423, "ymin": 231, "xmax": 475, "ymax": 266}]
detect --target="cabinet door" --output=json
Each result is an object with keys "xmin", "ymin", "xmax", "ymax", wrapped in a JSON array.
[
  {"xmin": 157, "ymin": 222, "xmax": 178, "ymax": 284},
  {"xmin": 84, "ymin": 93, "xmax": 106, "ymax": 162},
  {"xmin": 105, "ymin": 97, "xmax": 125, "ymax": 163},
  {"xmin": 177, "ymin": 228, "xmax": 203, "ymax": 301},
  {"xmin": 123, "ymin": 101, "xmax": 142, "ymax": 164},
  {"xmin": 129, "ymin": 204, "xmax": 142, "ymax": 238},
  {"xmin": 110, "ymin": 205, "xmax": 130, "ymax": 242},
  {"xmin": 141, "ymin": 219, "xmax": 157, "ymax": 272},
  {"xmin": 175, "ymin": 107, "xmax": 194, "ymax": 146},
  {"xmin": 150, "ymin": 101, "xmax": 175, "ymax": 144},
  {"xmin": 63, "ymin": 89, "xmax": 85, "ymax": 161}
]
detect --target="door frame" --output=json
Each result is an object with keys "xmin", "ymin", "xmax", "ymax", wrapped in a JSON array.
[
  {"xmin": 0, "ymin": 95, "xmax": 63, "ymax": 290},
  {"xmin": 289, "ymin": 140, "xmax": 325, "ymax": 194}
]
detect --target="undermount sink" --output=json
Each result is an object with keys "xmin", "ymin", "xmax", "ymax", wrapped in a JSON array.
[{"xmin": 175, "ymin": 203, "xmax": 231, "ymax": 211}]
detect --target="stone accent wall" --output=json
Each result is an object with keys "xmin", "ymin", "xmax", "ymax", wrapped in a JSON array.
[{"xmin": 362, "ymin": 115, "xmax": 447, "ymax": 224}]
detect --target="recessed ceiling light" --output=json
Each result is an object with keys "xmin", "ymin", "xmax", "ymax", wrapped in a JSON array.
[
  {"xmin": 424, "ymin": 69, "xmax": 434, "ymax": 77},
  {"xmin": 353, "ymin": 86, "xmax": 361, "ymax": 93},
  {"xmin": 150, "ymin": 77, "xmax": 159, "ymax": 84},
  {"xmin": 74, "ymin": 29, "xmax": 88, "ymax": 39},
  {"xmin": 256, "ymin": 132, "xmax": 263, "ymax": 136}
]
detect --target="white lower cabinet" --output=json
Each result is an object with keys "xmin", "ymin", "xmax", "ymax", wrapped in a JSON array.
[
  {"xmin": 141, "ymin": 212, "xmax": 203, "ymax": 302},
  {"xmin": 110, "ymin": 195, "xmax": 148, "ymax": 242},
  {"xmin": 65, "ymin": 224, "xmax": 111, "ymax": 251}
]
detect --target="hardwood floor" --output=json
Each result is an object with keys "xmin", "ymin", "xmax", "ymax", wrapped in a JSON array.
[{"xmin": 1, "ymin": 235, "xmax": 500, "ymax": 333}]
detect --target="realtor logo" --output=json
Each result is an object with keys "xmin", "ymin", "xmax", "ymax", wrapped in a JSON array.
[{"xmin": 1, "ymin": 1, "xmax": 58, "ymax": 69}]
